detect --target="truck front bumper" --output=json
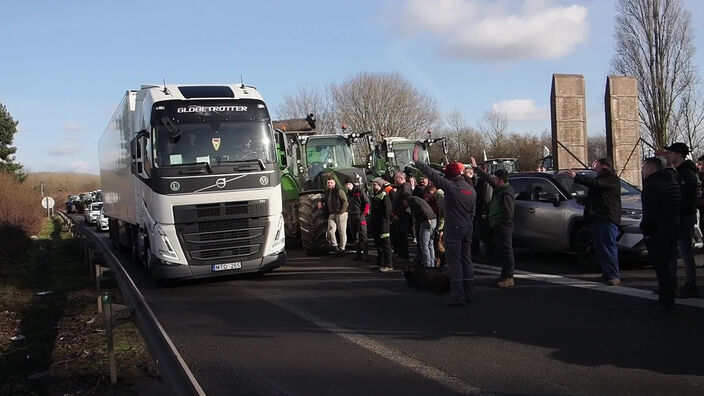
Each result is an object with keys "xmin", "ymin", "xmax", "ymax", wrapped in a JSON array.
[{"xmin": 150, "ymin": 250, "xmax": 285, "ymax": 280}]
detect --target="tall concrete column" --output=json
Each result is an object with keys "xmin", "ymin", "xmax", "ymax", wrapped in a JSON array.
[
  {"xmin": 551, "ymin": 74, "xmax": 588, "ymax": 170},
  {"xmin": 605, "ymin": 76, "xmax": 641, "ymax": 188}
]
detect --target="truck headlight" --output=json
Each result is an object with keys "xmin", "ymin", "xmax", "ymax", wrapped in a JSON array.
[
  {"xmin": 154, "ymin": 224, "xmax": 178, "ymax": 260},
  {"xmin": 270, "ymin": 215, "xmax": 285, "ymax": 253}
]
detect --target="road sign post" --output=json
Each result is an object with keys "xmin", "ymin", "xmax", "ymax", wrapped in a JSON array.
[{"xmin": 41, "ymin": 197, "xmax": 55, "ymax": 219}]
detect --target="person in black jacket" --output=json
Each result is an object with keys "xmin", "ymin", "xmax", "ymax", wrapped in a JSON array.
[
  {"xmin": 391, "ymin": 172, "xmax": 413, "ymax": 263},
  {"xmin": 318, "ymin": 176, "xmax": 349, "ymax": 256},
  {"xmin": 406, "ymin": 196, "xmax": 437, "ymax": 268},
  {"xmin": 561, "ymin": 157, "xmax": 622, "ymax": 285},
  {"xmin": 345, "ymin": 179, "xmax": 370, "ymax": 262},
  {"xmin": 369, "ymin": 178, "xmax": 393, "ymax": 272},
  {"xmin": 664, "ymin": 142, "xmax": 700, "ymax": 298},
  {"xmin": 641, "ymin": 157, "xmax": 681, "ymax": 312},
  {"xmin": 414, "ymin": 149, "xmax": 476, "ymax": 306}
]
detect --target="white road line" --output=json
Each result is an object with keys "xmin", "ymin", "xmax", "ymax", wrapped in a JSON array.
[
  {"xmin": 473, "ymin": 263, "xmax": 704, "ymax": 310},
  {"xmin": 247, "ymin": 289, "xmax": 482, "ymax": 395}
]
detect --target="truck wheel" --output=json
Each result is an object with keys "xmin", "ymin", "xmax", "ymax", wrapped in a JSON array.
[
  {"xmin": 299, "ymin": 193, "xmax": 330, "ymax": 256},
  {"xmin": 283, "ymin": 199, "xmax": 301, "ymax": 247},
  {"xmin": 572, "ymin": 225, "xmax": 599, "ymax": 270}
]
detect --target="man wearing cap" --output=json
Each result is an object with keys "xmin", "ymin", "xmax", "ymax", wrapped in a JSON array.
[
  {"xmin": 413, "ymin": 148, "xmax": 476, "ymax": 306},
  {"xmin": 561, "ymin": 158, "xmax": 622, "ymax": 286},
  {"xmin": 664, "ymin": 142, "xmax": 700, "ymax": 298},
  {"xmin": 471, "ymin": 160, "xmax": 515, "ymax": 288},
  {"xmin": 369, "ymin": 177, "xmax": 393, "ymax": 272},
  {"xmin": 391, "ymin": 171, "xmax": 413, "ymax": 263}
]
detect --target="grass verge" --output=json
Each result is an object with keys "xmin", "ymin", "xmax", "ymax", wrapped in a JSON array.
[{"xmin": 0, "ymin": 217, "xmax": 159, "ymax": 395}]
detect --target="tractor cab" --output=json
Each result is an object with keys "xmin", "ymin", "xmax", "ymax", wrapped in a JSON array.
[
  {"xmin": 481, "ymin": 157, "xmax": 520, "ymax": 174},
  {"xmin": 367, "ymin": 134, "xmax": 448, "ymax": 181}
]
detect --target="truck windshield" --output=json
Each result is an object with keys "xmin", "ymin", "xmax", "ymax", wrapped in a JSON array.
[
  {"xmin": 153, "ymin": 121, "xmax": 276, "ymax": 167},
  {"xmin": 393, "ymin": 142, "xmax": 428, "ymax": 167}
]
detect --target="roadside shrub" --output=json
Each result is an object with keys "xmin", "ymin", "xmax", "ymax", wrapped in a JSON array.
[{"xmin": 0, "ymin": 172, "xmax": 43, "ymax": 262}]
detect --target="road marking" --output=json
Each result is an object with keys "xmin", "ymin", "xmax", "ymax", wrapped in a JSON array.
[
  {"xmin": 473, "ymin": 263, "xmax": 704, "ymax": 310},
  {"xmin": 247, "ymin": 289, "xmax": 482, "ymax": 395}
]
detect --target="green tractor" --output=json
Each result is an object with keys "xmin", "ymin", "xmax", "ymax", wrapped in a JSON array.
[
  {"xmin": 365, "ymin": 133, "xmax": 449, "ymax": 182},
  {"xmin": 274, "ymin": 116, "xmax": 371, "ymax": 255}
]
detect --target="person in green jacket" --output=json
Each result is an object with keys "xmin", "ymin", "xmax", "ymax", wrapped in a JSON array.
[{"xmin": 471, "ymin": 158, "xmax": 515, "ymax": 288}]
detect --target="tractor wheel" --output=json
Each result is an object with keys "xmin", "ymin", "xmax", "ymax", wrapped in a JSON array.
[
  {"xmin": 283, "ymin": 199, "xmax": 301, "ymax": 247},
  {"xmin": 299, "ymin": 193, "xmax": 330, "ymax": 256}
]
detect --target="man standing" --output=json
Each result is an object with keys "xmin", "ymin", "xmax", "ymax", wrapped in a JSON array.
[
  {"xmin": 664, "ymin": 143, "xmax": 700, "ymax": 298},
  {"xmin": 345, "ymin": 178, "xmax": 370, "ymax": 262},
  {"xmin": 414, "ymin": 149, "xmax": 476, "ymax": 306},
  {"xmin": 561, "ymin": 158, "xmax": 622, "ymax": 286},
  {"xmin": 641, "ymin": 157, "xmax": 681, "ymax": 313},
  {"xmin": 369, "ymin": 178, "xmax": 393, "ymax": 272},
  {"xmin": 406, "ymin": 196, "xmax": 437, "ymax": 268},
  {"xmin": 391, "ymin": 171, "xmax": 413, "ymax": 263},
  {"xmin": 318, "ymin": 176, "xmax": 349, "ymax": 256},
  {"xmin": 471, "ymin": 161, "xmax": 515, "ymax": 288}
]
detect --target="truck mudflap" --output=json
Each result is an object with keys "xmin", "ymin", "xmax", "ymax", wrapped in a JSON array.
[{"xmin": 150, "ymin": 250, "xmax": 285, "ymax": 280}]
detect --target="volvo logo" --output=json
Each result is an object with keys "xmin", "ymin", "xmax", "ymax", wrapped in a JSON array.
[
  {"xmin": 170, "ymin": 181, "xmax": 181, "ymax": 192},
  {"xmin": 215, "ymin": 178, "xmax": 227, "ymax": 189},
  {"xmin": 259, "ymin": 176, "xmax": 269, "ymax": 186}
]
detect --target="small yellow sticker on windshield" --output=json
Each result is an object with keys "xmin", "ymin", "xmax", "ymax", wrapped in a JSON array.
[{"xmin": 212, "ymin": 138, "xmax": 221, "ymax": 151}]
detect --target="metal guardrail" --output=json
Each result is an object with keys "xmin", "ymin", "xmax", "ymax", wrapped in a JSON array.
[{"xmin": 57, "ymin": 212, "xmax": 205, "ymax": 395}]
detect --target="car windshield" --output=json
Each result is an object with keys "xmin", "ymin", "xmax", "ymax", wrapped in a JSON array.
[
  {"xmin": 91, "ymin": 203, "xmax": 103, "ymax": 211},
  {"xmin": 555, "ymin": 171, "xmax": 640, "ymax": 199},
  {"xmin": 153, "ymin": 121, "xmax": 276, "ymax": 167},
  {"xmin": 393, "ymin": 142, "xmax": 429, "ymax": 167}
]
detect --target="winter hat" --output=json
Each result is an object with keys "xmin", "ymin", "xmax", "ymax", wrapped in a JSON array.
[{"xmin": 444, "ymin": 162, "xmax": 464, "ymax": 178}]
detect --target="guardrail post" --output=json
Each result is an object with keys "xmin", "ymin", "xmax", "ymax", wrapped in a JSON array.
[{"xmin": 102, "ymin": 292, "xmax": 117, "ymax": 384}]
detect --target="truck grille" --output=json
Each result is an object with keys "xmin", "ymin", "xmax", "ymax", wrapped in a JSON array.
[{"xmin": 173, "ymin": 200, "xmax": 269, "ymax": 265}]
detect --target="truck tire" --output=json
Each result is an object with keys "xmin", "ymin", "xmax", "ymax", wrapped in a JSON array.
[
  {"xmin": 283, "ymin": 199, "xmax": 301, "ymax": 247},
  {"xmin": 299, "ymin": 193, "xmax": 329, "ymax": 256}
]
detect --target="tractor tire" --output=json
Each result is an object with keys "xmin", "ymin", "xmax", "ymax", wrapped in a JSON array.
[
  {"xmin": 283, "ymin": 199, "xmax": 301, "ymax": 248},
  {"xmin": 299, "ymin": 193, "xmax": 330, "ymax": 256}
]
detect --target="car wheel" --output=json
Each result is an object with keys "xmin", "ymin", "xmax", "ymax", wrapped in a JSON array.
[{"xmin": 573, "ymin": 225, "xmax": 599, "ymax": 270}]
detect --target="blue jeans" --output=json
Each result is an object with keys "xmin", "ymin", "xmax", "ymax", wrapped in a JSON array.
[
  {"xmin": 418, "ymin": 219, "xmax": 436, "ymax": 267},
  {"xmin": 591, "ymin": 219, "xmax": 620, "ymax": 280}
]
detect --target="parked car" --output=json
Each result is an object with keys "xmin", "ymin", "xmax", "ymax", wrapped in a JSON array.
[
  {"xmin": 84, "ymin": 202, "xmax": 103, "ymax": 224},
  {"xmin": 507, "ymin": 170, "xmax": 646, "ymax": 267},
  {"xmin": 96, "ymin": 207, "xmax": 109, "ymax": 232}
]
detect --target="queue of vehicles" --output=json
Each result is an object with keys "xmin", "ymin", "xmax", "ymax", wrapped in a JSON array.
[{"xmin": 86, "ymin": 82, "xmax": 694, "ymax": 281}]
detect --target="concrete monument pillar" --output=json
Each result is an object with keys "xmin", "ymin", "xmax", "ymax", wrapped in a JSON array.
[
  {"xmin": 550, "ymin": 74, "xmax": 588, "ymax": 169},
  {"xmin": 605, "ymin": 76, "xmax": 641, "ymax": 188}
]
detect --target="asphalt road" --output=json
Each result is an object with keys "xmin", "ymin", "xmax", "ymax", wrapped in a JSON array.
[{"xmin": 76, "ymin": 217, "xmax": 704, "ymax": 395}]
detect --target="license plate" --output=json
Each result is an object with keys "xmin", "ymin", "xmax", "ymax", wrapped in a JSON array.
[{"xmin": 211, "ymin": 262, "xmax": 242, "ymax": 272}]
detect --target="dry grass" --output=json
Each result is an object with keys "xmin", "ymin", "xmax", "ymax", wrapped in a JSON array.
[{"xmin": 24, "ymin": 172, "xmax": 101, "ymax": 209}]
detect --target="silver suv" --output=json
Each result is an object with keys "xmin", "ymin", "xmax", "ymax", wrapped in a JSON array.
[{"xmin": 508, "ymin": 170, "xmax": 645, "ymax": 266}]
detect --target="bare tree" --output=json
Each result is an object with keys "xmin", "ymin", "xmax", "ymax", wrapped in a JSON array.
[
  {"xmin": 588, "ymin": 134, "xmax": 608, "ymax": 164},
  {"xmin": 274, "ymin": 85, "xmax": 338, "ymax": 135},
  {"xmin": 674, "ymin": 85, "xmax": 704, "ymax": 156},
  {"xmin": 611, "ymin": 0, "xmax": 697, "ymax": 148},
  {"xmin": 441, "ymin": 109, "xmax": 485, "ymax": 162},
  {"xmin": 329, "ymin": 72, "xmax": 440, "ymax": 141},
  {"xmin": 477, "ymin": 109, "xmax": 509, "ymax": 153}
]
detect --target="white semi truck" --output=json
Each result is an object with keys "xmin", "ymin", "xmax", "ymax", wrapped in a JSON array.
[{"xmin": 98, "ymin": 84, "xmax": 285, "ymax": 279}]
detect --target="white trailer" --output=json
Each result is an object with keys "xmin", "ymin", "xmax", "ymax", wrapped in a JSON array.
[{"xmin": 98, "ymin": 84, "xmax": 285, "ymax": 279}]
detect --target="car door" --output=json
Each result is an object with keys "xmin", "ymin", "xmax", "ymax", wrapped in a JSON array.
[
  {"xmin": 507, "ymin": 177, "xmax": 533, "ymax": 247},
  {"xmin": 518, "ymin": 178, "xmax": 568, "ymax": 250}
]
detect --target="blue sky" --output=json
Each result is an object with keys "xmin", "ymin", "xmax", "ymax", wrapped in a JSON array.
[{"xmin": 2, "ymin": 0, "xmax": 704, "ymax": 174}]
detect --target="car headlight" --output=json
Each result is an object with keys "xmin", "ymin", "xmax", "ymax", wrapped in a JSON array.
[{"xmin": 621, "ymin": 208, "xmax": 642, "ymax": 220}]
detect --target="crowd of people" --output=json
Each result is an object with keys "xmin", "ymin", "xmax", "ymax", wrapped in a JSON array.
[{"xmin": 316, "ymin": 142, "xmax": 702, "ymax": 310}]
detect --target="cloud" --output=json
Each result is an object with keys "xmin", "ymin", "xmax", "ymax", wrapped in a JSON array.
[
  {"xmin": 48, "ymin": 145, "xmax": 83, "ymax": 156},
  {"xmin": 396, "ymin": 0, "xmax": 589, "ymax": 62},
  {"xmin": 62, "ymin": 121, "xmax": 84, "ymax": 132},
  {"xmin": 492, "ymin": 98, "xmax": 549, "ymax": 121}
]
